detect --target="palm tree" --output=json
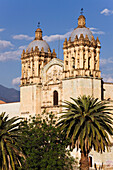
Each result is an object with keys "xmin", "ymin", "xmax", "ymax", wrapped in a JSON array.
[
  {"xmin": 57, "ymin": 95, "xmax": 113, "ymax": 170},
  {"xmin": 0, "ymin": 112, "xmax": 25, "ymax": 170}
]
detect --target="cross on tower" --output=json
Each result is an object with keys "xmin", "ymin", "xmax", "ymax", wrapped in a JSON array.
[
  {"xmin": 80, "ymin": 8, "xmax": 84, "ymax": 15},
  {"xmin": 37, "ymin": 22, "xmax": 40, "ymax": 28}
]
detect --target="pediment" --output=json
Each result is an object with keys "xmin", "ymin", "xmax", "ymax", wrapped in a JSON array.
[{"xmin": 41, "ymin": 58, "xmax": 64, "ymax": 85}]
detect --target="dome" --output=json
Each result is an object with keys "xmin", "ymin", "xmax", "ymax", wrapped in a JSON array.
[
  {"xmin": 26, "ymin": 27, "xmax": 50, "ymax": 53},
  {"xmin": 27, "ymin": 40, "xmax": 50, "ymax": 53},
  {"xmin": 70, "ymin": 14, "xmax": 93, "ymax": 42},
  {"xmin": 70, "ymin": 27, "xmax": 93, "ymax": 42}
]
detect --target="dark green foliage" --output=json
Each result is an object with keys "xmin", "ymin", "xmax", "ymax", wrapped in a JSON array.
[
  {"xmin": 20, "ymin": 112, "xmax": 75, "ymax": 170},
  {"xmin": 0, "ymin": 112, "xmax": 25, "ymax": 170},
  {"xmin": 57, "ymin": 96, "xmax": 113, "ymax": 152},
  {"xmin": 57, "ymin": 95, "xmax": 113, "ymax": 170}
]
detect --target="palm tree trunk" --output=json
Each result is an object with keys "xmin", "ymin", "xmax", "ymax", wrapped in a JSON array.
[{"xmin": 80, "ymin": 152, "xmax": 89, "ymax": 170}]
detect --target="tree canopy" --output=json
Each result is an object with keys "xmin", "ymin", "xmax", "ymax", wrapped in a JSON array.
[
  {"xmin": 0, "ymin": 112, "xmax": 25, "ymax": 170},
  {"xmin": 20, "ymin": 112, "xmax": 75, "ymax": 170},
  {"xmin": 57, "ymin": 95, "xmax": 113, "ymax": 170}
]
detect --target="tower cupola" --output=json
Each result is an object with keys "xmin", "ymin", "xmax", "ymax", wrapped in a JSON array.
[
  {"xmin": 21, "ymin": 25, "xmax": 56, "ymax": 86},
  {"xmin": 35, "ymin": 28, "xmax": 43, "ymax": 40},
  {"xmin": 77, "ymin": 15, "xmax": 86, "ymax": 28},
  {"xmin": 63, "ymin": 13, "xmax": 101, "ymax": 79}
]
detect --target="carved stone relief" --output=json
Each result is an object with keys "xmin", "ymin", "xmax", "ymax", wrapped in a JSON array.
[{"xmin": 46, "ymin": 65, "xmax": 63, "ymax": 84}]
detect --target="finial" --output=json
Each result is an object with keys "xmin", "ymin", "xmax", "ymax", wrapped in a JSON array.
[
  {"xmin": 35, "ymin": 22, "xmax": 43, "ymax": 40},
  {"xmin": 22, "ymin": 49, "xmax": 25, "ymax": 54},
  {"xmin": 80, "ymin": 8, "xmax": 84, "ymax": 15},
  {"xmin": 77, "ymin": 11, "xmax": 86, "ymax": 28},
  {"xmin": 37, "ymin": 22, "xmax": 40, "ymax": 28}
]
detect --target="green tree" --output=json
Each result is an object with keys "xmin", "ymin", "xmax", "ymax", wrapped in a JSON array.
[
  {"xmin": 0, "ymin": 112, "xmax": 25, "ymax": 170},
  {"xmin": 57, "ymin": 95, "xmax": 113, "ymax": 170},
  {"xmin": 20, "ymin": 112, "xmax": 76, "ymax": 170}
]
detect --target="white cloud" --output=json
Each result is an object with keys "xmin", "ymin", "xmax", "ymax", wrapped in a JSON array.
[
  {"xmin": 18, "ymin": 45, "xmax": 27, "ymax": 49},
  {"xmin": 100, "ymin": 8, "xmax": 113, "ymax": 16},
  {"xmin": 100, "ymin": 58, "xmax": 113, "ymax": 66},
  {"xmin": 92, "ymin": 31, "xmax": 105, "ymax": 35},
  {"xmin": 12, "ymin": 31, "xmax": 72, "ymax": 42},
  {"xmin": 89, "ymin": 28, "xmax": 105, "ymax": 35},
  {"xmin": 0, "ymin": 28, "xmax": 5, "ymax": 32},
  {"xmin": 102, "ymin": 74, "xmax": 113, "ymax": 83},
  {"xmin": 0, "ymin": 45, "xmax": 25, "ymax": 61},
  {"xmin": 12, "ymin": 77, "xmax": 20, "ymax": 86},
  {"xmin": 0, "ymin": 40, "xmax": 13, "ymax": 49},
  {"xmin": 43, "ymin": 31, "xmax": 72, "ymax": 42},
  {"xmin": 90, "ymin": 28, "xmax": 97, "ymax": 31},
  {"xmin": 0, "ymin": 44, "xmax": 28, "ymax": 61},
  {"xmin": 0, "ymin": 50, "xmax": 20, "ymax": 61},
  {"xmin": 100, "ymin": 59, "xmax": 107, "ymax": 66},
  {"xmin": 13, "ymin": 34, "xmax": 33, "ymax": 41}
]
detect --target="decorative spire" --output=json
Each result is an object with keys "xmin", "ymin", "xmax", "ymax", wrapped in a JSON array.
[
  {"xmin": 35, "ymin": 22, "xmax": 43, "ymax": 40},
  {"xmin": 63, "ymin": 38, "xmax": 67, "ymax": 47},
  {"xmin": 84, "ymin": 34, "xmax": 90, "ymax": 45},
  {"xmin": 77, "ymin": 11, "xmax": 86, "ymax": 28},
  {"xmin": 78, "ymin": 34, "xmax": 84, "ymax": 45},
  {"xmin": 80, "ymin": 8, "xmax": 84, "ymax": 15},
  {"xmin": 37, "ymin": 22, "xmax": 40, "ymax": 28},
  {"xmin": 96, "ymin": 37, "xmax": 101, "ymax": 47},
  {"xmin": 91, "ymin": 36, "xmax": 96, "ymax": 46}
]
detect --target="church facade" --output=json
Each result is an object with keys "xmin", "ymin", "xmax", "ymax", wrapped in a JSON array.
[
  {"xmin": 0, "ymin": 14, "xmax": 113, "ymax": 168},
  {"xmin": 20, "ymin": 14, "xmax": 113, "ymax": 118}
]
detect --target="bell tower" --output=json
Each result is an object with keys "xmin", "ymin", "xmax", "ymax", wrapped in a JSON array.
[
  {"xmin": 63, "ymin": 14, "xmax": 101, "ymax": 79},
  {"xmin": 20, "ymin": 26, "xmax": 56, "ymax": 117},
  {"xmin": 62, "ymin": 13, "xmax": 102, "ymax": 101},
  {"xmin": 21, "ymin": 27, "xmax": 56, "ymax": 86}
]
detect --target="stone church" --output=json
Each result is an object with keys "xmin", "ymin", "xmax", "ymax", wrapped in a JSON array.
[
  {"xmin": 0, "ymin": 14, "xmax": 113, "ymax": 168},
  {"xmin": 20, "ymin": 14, "xmax": 113, "ymax": 118}
]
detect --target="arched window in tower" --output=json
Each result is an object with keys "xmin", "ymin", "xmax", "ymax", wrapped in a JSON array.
[
  {"xmin": 88, "ymin": 57, "xmax": 91, "ymax": 69},
  {"xmin": 89, "ymin": 156, "xmax": 92, "ymax": 167},
  {"xmin": 83, "ymin": 60, "xmax": 86, "ymax": 69},
  {"xmin": 94, "ymin": 62, "xmax": 97, "ymax": 70},
  {"xmin": 77, "ymin": 59, "xmax": 79, "ymax": 68},
  {"xmin": 72, "ymin": 57, "xmax": 75, "ymax": 68},
  {"xmin": 23, "ymin": 70, "xmax": 25, "ymax": 78},
  {"xmin": 53, "ymin": 90, "xmax": 58, "ymax": 106},
  {"xmin": 39, "ymin": 64, "xmax": 41, "ymax": 76}
]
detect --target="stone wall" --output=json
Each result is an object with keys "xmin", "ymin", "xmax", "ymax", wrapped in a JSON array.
[{"xmin": 0, "ymin": 102, "xmax": 20, "ymax": 118}]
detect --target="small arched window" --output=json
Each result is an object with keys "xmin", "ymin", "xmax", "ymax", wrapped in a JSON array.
[
  {"xmin": 89, "ymin": 156, "xmax": 92, "ymax": 167},
  {"xmin": 53, "ymin": 90, "xmax": 58, "ymax": 106},
  {"xmin": 88, "ymin": 57, "xmax": 91, "ymax": 69},
  {"xmin": 72, "ymin": 57, "xmax": 75, "ymax": 69}
]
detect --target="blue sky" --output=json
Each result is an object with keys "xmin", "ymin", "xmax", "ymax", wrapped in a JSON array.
[{"xmin": 0, "ymin": 0, "xmax": 113, "ymax": 90}]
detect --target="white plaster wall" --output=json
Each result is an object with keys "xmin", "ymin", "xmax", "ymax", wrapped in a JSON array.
[
  {"xmin": 103, "ymin": 82, "xmax": 113, "ymax": 100},
  {"xmin": 62, "ymin": 77, "xmax": 101, "ymax": 102},
  {"xmin": 90, "ymin": 147, "xmax": 113, "ymax": 169},
  {"xmin": 20, "ymin": 85, "xmax": 36, "ymax": 118},
  {"xmin": 71, "ymin": 147, "xmax": 113, "ymax": 169},
  {"xmin": 0, "ymin": 102, "xmax": 20, "ymax": 118}
]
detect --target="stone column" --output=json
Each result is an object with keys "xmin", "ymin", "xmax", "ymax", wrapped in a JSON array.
[
  {"xmin": 71, "ymin": 47, "xmax": 75, "ymax": 71},
  {"xmin": 85, "ymin": 46, "xmax": 89, "ymax": 69},
  {"xmin": 75, "ymin": 46, "xmax": 79, "ymax": 69},
  {"xmin": 96, "ymin": 47, "xmax": 100, "ymax": 70},
  {"xmin": 80, "ymin": 46, "xmax": 84, "ymax": 69},
  {"xmin": 68, "ymin": 49, "xmax": 71, "ymax": 71},
  {"xmin": 64, "ymin": 49, "xmax": 68, "ymax": 71},
  {"xmin": 34, "ymin": 56, "xmax": 39, "ymax": 77},
  {"xmin": 30, "ymin": 58, "xmax": 33, "ymax": 77},
  {"xmin": 21, "ymin": 61, "xmax": 24, "ymax": 78},
  {"xmin": 41, "ymin": 60, "xmax": 44, "ymax": 68},
  {"xmin": 25, "ymin": 60, "xmax": 28, "ymax": 78},
  {"xmin": 90, "ymin": 47, "xmax": 95, "ymax": 70}
]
